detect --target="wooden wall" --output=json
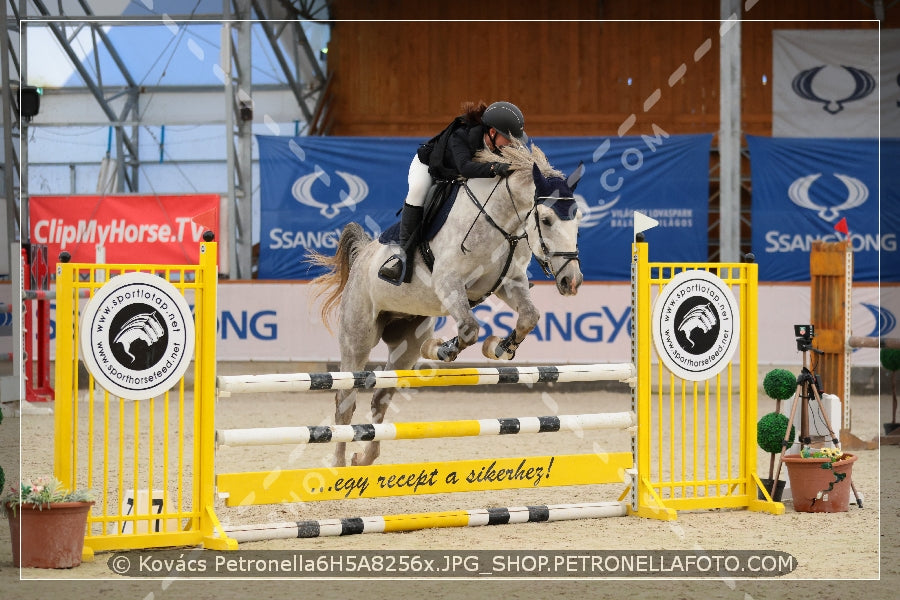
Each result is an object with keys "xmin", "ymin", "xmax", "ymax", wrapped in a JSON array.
[{"xmin": 326, "ymin": 0, "xmax": 889, "ymax": 139}]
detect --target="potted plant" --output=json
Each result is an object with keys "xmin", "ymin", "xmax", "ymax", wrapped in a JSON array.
[
  {"xmin": 882, "ymin": 348, "xmax": 900, "ymax": 436},
  {"xmin": 2, "ymin": 476, "xmax": 96, "ymax": 568},
  {"xmin": 782, "ymin": 446, "xmax": 857, "ymax": 513},
  {"xmin": 758, "ymin": 368, "xmax": 796, "ymax": 500}
]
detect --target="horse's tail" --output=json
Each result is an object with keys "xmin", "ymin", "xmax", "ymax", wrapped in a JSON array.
[{"xmin": 308, "ymin": 222, "xmax": 372, "ymax": 333}]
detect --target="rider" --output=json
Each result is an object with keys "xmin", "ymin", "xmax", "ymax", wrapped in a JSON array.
[{"xmin": 378, "ymin": 100, "xmax": 529, "ymax": 285}]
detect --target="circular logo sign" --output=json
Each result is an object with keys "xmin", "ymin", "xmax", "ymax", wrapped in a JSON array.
[
  {"xmin": 651, "ymin": 270, "xmax": 740, "ymax": 381},
  {"xmin": 80, "ymin": 272, "xmax": 195, "ymax": 400}
]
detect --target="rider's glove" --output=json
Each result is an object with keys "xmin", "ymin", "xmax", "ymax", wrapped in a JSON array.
[{"xmin": 491, "ymin": 162, "xmax": 512, "ymax": 177}]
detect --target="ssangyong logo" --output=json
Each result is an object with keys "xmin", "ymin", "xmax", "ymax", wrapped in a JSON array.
[
  {"xmin": 792, "ymin": 65, "xmax": 876, "ymax": 115},
  {"xmin": 787, "ymin": 173, "xmax": 868, "ymax": 223},
  {"xmin": 651, "ymin": 270, "xmax": 740, "ymax": 381},
  {"xmin": 291, "ymin": 169, "xmax": 369, "ymax": 218},
  {"xmin": 80, "ymin": 272, "xmax": 195, "ymax": 400}
]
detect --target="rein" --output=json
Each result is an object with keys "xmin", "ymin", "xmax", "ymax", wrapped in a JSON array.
[
  {"xmin": 457, "ymin": 176, "xmax": 579, "ymax": 305},
  {"xmin": 458, "ymin": 178, "xmax": 532, "ymax": 305}
]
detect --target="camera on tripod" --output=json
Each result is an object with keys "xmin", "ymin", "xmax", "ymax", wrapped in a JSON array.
[{"xmin": 794, "ymin": 324, "xmax": 816, "ymax": 352}]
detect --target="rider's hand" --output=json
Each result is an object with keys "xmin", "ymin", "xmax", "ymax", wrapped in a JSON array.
[{"xmin": 492, "ymin": 162, "xmax": 512, "ymax": 177}]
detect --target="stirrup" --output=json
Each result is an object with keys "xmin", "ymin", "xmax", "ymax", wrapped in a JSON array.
[{"xmin": 378, "ymin": 254, "xmax": 405, "ymax": 285}]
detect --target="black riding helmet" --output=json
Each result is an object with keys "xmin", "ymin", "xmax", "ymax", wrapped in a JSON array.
[{"xmin": 482, "ymin": 101, "xmax": 528, "ymax": 146}]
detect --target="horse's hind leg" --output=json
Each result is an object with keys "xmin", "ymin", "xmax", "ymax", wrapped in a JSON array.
[
  {"xmin": 333, "ymin": 319, "xmax": 381, "ymax": 467},
  {"xmin": 332, "ymin": 388, "xmax": 356, "ymax": 467},
  {"xmin": 352, "ymin": 316, "xmax": 433, "ymax": 466}
]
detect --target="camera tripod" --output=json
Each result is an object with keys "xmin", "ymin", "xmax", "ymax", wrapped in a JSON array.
[{"xmin": 769, "ymin": 346, "xmax": 861, "ymax": 507}]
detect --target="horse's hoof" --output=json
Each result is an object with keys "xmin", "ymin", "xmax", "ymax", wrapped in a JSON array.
[
  {"xmin": 421, "ymin": 338, "xmax": 444, "ymax": 361},
  {"xmin": 436, "ymin": 345, "xmax": 458, "ymax": 362},
  {"xmin": 482, "ymin": 336, "xmax": 515, "ymax": 360}
]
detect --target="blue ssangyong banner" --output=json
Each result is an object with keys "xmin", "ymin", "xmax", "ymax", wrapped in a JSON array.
[
  {"xmin": 257, "ymin": 133, "xmax": 712, "ymax": 280},
  {"xmin": 748, "ymin": 136, "xmax": 898, "ymax": 282}
]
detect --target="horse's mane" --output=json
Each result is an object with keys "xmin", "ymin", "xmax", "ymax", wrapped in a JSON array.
[{"xmin": 473, "ymin": 143, "xmax": 563, "ymax": 180}]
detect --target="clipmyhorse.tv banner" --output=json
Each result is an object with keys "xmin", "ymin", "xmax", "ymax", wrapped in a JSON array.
[
  {"xmin": 256, "ymin": 134, "xmax": 711, "ymax": 281},
  {"xmin": 29, "ymin": 194, "xmax": 220, "ymax": 265}
]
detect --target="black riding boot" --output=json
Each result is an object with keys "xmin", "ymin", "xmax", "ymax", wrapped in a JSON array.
[{"xmin": 378, "ymin": 203, "xmax": 423, "ymax": 285}]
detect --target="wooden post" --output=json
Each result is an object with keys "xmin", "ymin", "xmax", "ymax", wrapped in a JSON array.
[{"xmin": 809, "ymin": 240, "xmax": 852, "ymax": 431}]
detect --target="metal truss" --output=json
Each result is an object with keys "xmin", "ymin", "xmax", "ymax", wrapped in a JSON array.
[{"xmin": 2, "ymin": 0, "xmax": 331, "ymax": 279}]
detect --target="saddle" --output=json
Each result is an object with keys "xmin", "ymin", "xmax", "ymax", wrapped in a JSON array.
[{"xmin": 378, "ymin": 180, "xmax": 460, "ymax": 271}]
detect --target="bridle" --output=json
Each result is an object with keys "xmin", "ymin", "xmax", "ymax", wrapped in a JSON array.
[
  {"xmin": 457, "ymin": 175, "xmax": 580, "ymax": 304},
  {"xmin": 532, "ymin": 195, "xmax": 581, "ymax": 279}
]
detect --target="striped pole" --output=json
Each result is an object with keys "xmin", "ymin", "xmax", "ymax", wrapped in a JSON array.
[
  {"xmin": 22, "ymin": 289, "xmax": 58, "ymax": 300},
  {"xmin": 20, "ymin": 289, "xmax": 91, "ymax": 301},
  {"xmin": 848, "ymin": 336, "xmax": 900, "ymax": 350},
  {"xmin": 217, "ymin": 412, "xmax": 636, "ymax": 447},
  {"xmin": 217, "ymin": 363, "xmax": 636, "ymax": 395},
  {"xmin": 223, "ymin": 502, "xmax": 628, "ymax": 542}
]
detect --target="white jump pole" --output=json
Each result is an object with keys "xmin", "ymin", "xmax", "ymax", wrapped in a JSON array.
[
  {"xmin": 217, "ymin": 363, "xmax": 637, "ymax": 395},
  {"xmin": 224, "ymin": 501, "xmax": 629, "ymax": 542},
  {"xmin": 217, "ymin": 411, "xmax": 637, "ymax": 447}
]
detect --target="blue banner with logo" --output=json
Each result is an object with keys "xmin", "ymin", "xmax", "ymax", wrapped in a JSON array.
[
  {"xmin": 748, "ymin": 136, "xmax": 898, "ymax": 282},
  {"xmin": 257, "ymin": 134, "xmax": 712, "ymax": 280}
]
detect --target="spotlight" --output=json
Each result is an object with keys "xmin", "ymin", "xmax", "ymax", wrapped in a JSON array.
[
  {"xmin": 21, "ymin": 86, "xmax": 42, "ymax": 121},
  {"xmin": 239, "ymin": 101, "xmax": 252, "ymax": 122}
]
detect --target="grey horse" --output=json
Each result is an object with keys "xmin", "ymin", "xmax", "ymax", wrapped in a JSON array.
[{"xmin": 309, "ymin": 143, "xmax": 584, "ymax": 466}]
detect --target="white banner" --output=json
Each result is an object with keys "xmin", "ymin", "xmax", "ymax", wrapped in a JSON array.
[
  {"xmin": 47, "ymin": 282, "xmax": 890, "ymax": 367},
  {"xmin": 773, "ymin": 29, "xmax": 890, "ymax": 138},
  {"xmin": 211, "ymin": 282, "xmax": 635, "ymax": 364}
]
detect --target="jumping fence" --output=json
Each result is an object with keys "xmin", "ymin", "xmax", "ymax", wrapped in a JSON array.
[{"xmin": 51, "ymin": 240, "xmax": 780, "ymax": 556}]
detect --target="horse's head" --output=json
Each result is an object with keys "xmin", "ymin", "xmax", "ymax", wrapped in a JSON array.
[
  {"xmin": 530, "ymin": 161, "xmax": 585, "ymax": 296},
  {"xmin": 473, "ymin": 143, "xmax": 584, "ymax": 295}
]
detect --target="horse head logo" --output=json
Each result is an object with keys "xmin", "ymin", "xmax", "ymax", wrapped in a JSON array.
[
  {"xmin": 787, "ymin": 173, "xmax": 868, "ymax": 222},
  {"xmin": 677, "ymin": 303, "xmax": 718, "ymax": 348},
  {"xmin": 792, "ymin": 65, "xmax": 876, "ymax": 115},
  {"xmin": 291, "ymin": 169, "xmax": 369, "ymax": 219},
  {"xmin": 113, "ymin": 312, "xmax": 165, "ymax": 363}
]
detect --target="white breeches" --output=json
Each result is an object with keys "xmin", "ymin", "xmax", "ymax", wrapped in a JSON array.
[{"xmin": 405, "ymin": 156, "xmax": 432, "ymax": 208}]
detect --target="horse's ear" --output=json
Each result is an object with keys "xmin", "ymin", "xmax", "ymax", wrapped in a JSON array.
[
  {"xmin": 566, "ymin": 161, "xmax": 585, "ymax": 192},
  {"xmin": 532, "ymin": 163, "xmax": 548, "ymax": 187}
]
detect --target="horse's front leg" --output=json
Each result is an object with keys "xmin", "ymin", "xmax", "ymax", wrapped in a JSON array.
[
  {"xmin": 482, "ymin": 278, "xmax": 540, "ymax": 360},
  {"xmin": 421, "ymin": 273, "xmax": 479, "ymax": 362}
]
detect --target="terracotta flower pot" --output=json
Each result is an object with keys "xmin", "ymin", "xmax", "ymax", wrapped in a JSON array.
[
  {"xmin": 5, "ymin": 501, "xmax": 93, "ymax": 568},
  {"xmin": 783, "ymin": 453, "xmax": 857, "ymax": 513}
]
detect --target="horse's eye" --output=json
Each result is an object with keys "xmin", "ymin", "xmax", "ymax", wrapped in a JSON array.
[{"xmin": 541, "ymin": 216, "xmax": 553, "ymax": 226}]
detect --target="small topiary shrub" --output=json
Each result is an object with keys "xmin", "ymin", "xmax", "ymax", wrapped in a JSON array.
[
  {"xmin": 881, "ymin": 348, "xmax": 900, "ymax": 372},
  {"xmin": 757, "ymin": 411, "xmax": 796, "ymax": 454},
  {"xmin": 763, "ymin": 369, "xmax": 796, "ymax": 401}
]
